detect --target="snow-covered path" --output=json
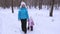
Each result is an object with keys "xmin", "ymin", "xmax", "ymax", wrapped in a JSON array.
[{"xmin": 0, "ymin": 7, "xmax": 60, "ymax": 34}]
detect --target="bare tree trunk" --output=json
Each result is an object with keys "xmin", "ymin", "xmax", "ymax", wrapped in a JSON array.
[
  {"xmin": 50, "ymin": 0, "xmax": 54, "ymax": 17},
  {"xmin": 55, "ymin": 4, "xmax": 59, "ymax": 10},
  {"xmin": 12, "ymin": 0, "xmax": 14, "ymax": 13},
  {"xmin": 34, "ymin": 0, "xmax": 37, "ymax": 8},
  {"xmin": 29, "ymin": 0, "xmax": 32, "ymax": 8},
  {"xmin": 4, "ymin": 0, "xmax": 6, "ymax": 8},
  {"xmin": 39, "ymin": 0, "xmax": 43, "ymax": 10}
]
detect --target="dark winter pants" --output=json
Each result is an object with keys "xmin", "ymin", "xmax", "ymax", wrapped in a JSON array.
[{"xmin": 21, "ymin": 19, "xmax": 27, "ymax": 33}]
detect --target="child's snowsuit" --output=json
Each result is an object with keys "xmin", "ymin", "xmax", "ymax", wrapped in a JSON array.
[{"xmin": 28, "ymin": 17, "xmax": 34, "ymax": 31}]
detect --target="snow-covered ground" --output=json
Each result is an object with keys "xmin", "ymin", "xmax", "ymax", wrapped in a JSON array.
[{"xmin": 0, "ymin": 6, "xmax": 60, "ymax": 34}]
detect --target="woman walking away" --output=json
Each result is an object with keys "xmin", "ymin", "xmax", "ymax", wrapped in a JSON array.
[{"xmin": 18, "ymin": 1, "xmax": 29, "ymax": 34}]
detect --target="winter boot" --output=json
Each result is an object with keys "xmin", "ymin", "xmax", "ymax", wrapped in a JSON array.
[
  {"xmin": 28, "ymin": 27, "xmax": 29, "ymax": 30},
  {"xmin": 31, "ymin": 26, "xmax": 33, "ymax": 31}
]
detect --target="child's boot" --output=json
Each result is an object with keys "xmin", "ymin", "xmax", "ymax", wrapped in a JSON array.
[{"xmin": 31, "ymin": 26, "xmax": 33, "ymax": 31}]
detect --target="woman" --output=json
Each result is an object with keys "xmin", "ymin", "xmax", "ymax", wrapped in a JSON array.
[{"xmin": 18, "ymin": 1, "xmax": 29, "ymax": 34}]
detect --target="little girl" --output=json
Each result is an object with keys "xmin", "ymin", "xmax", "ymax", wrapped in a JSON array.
[{"xmin": 28, "ymin": 17, "xmax": 34, "ymax": 31}]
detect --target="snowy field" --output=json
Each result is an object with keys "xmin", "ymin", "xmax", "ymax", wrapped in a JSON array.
[{"xmin": 0, "ymin": 6, "xmax": 60, "ymax": 34}]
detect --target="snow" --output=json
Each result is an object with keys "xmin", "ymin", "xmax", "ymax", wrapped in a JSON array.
[{"xmin": 0, "ymin": 6, "xmax": 60, "ymax": 34}]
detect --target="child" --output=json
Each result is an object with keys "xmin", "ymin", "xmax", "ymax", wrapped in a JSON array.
[{"xmin": 28, "ymin": 17, "xmax": 34, "ymax": 31}]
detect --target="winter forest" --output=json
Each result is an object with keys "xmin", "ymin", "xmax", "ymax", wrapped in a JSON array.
[
  {"xmin": 0, "ymin": 0, "xmax": 60, "ymax": 8},
  {"xmin": 0, "ymin": 0, "xmax": 60, "ymax": 34},
  {"xmin": 0, "ymin": 0, "xmax": 60, "ymax": 15}
]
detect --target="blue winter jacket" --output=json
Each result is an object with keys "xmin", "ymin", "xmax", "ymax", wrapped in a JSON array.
[{"xmin": 18, "ymin": 7, "xmax": 29, "ymax": 20}]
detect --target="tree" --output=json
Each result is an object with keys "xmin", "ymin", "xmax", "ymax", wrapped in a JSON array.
[
  {"xmin": 50, "ymin": 0, "xmax": 54, "ymax": 17},
  {"xmin": 11, "ymin": 0, "xmax": 14, "ymax": 13},
  {"xmin": 39, "ymin": 0, "xmax": 43, "ymax": 10},
  {"xmin": 34, "ymin": 0, "xmax": 37, "ymax": 8}
]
